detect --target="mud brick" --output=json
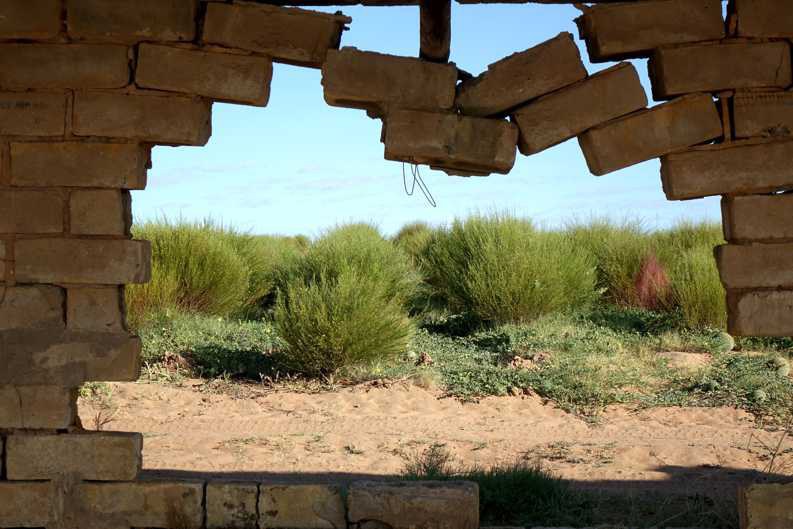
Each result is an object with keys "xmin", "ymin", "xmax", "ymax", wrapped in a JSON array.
[
  {"xmin": 0, "ymin": 0, "xmax": 60, "ymax": 40},
  {"xmin": 722, "ymin": 194, "xmax": 793, "ymax": 243},
  {"xmin": 67, "ymin": 0, "xmax": 197, "ymax": 43},
  {"xmin": 734, "ymin": 92, "xmax": 793, "ymax": 139},
  {"xmin": 578, "ymin": 94, "xmax": 722, "ymax": 176},
  {"xmin": 512, "ymin": 62, "xmax": 647, "ymax": 155},
  {"xmin": 456, "ymin": 32, "xmax": 586, "ymax": 117},
  {"xmin": 67, "ymin": 287, "xmax": 125, "ymax": 332},
  {"xmin": 259, "ymin": 485, "xmax": 346, "ymax": 529},
  {"xmin": 0, "ymin": 285, "xmax": 64, "ymax": 330},
  {"xmin": 736, "ymin": 0, "xmax": 793, "ymax": 38},
  {"xmin": 716, "ymin": 242, "xmax": 793, "ymax": 289},
  {"xmin": 729, "ymin": 291, "xmax": 793, "ymax": 337},
  {"xmin": 0, "ymin": 92, "xmax": 67, "ymax": 137},
  {"xmin": 0, "ymin": 482, "xmax": 54, "ymax": 527},
  {"xmin": 70, "ymin": 189, "xmax": 129, "ymax": 235},
  {"xmin": 206, "ymin": 482, "xmax": 258, "ymax": 529},
  {"xmin": 0, "ymin": 385, "xmax": 77, "ymax": 429},
  {"xmin": 0, "ymin": 189, "xmax": 63, "ymax": 234}
]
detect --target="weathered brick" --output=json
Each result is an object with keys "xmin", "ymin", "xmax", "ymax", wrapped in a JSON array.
[
  {"xmin": 203, "ymin": 3, "xmax": 350, "ymax": 68},
  {"xmin": 207, "ymin": 482, "xmax": 258, "ymax": 529},
  {"xmin": 0, "ymin": 92, "xmax": 67, "ymax": 137},
  {"xmin": 68, "ymin": 287, "xmax": 125, "ymax": 332},
  {"xmin": 136, "ymin": 44, "xmax": 272, "ymax": 106},
  {"xmin": 661, "ymin": 139, "xmax": 793, "ymax": 200},
  {"xmin": 734, "ymin": 92, "xmax": 793, "ymax": 139},
  {"xmin": 15, "ymin": 238, "xmax": 150, "ymax": 284},
  {"xmin": 512, "ymin": 62, "xmax": 647, "ymax": 155},
  {"xmin": 11, "ymin": 142, "xmax": 148, "ymax": 189},
  {"xmin": 456, "ymin": 32, "xmax": 586, "ymax": 117},
  {"xmin": 576, "ymin": 0, "xmax": 724, "ymax": 62},
  {"xmin": 729, "ymin": 290, "xmax": 793, "ymax": 337},
  {"xmin": 348, "ymin": 481, "xmax": 479, "ymax": 529},
  {"xmin": 0, "ymin": 385, "xmax": 77, "ymax": 429},
  {"xmin": 736, "ymin": 0, "xmax": 793, "ymax": 38},
  {"xmin": 0, "ymin": 285, "xmax": 64, "ymax": 330},
  {"xmin": 260, "ymin": 485, "xmax": 346, "ymax": 529},
  {"xmin": 722, "ymin": 194, "xmax": 793, "ymax": 243},
  {"xmin": 70, "ymin": 189, "xmax": 128, "ymax": 235},
  {"xmin": 650, "ymin": 41, "xmax": 792, "ymax": 100},
  {"xmin": 716, "ymin": 243, "xmax": 793, "ymax": 289},
  {"xmin": 383, "ymin": 109, "xmax": 518, "ymax": 176},
  {"xmin": 578, "ymin": 94, "xmax": 722, "ymax": 176},
  {"xmin": 0, "ymin": 330, "xmax": 141, "ymax": 386},
  {"xmin": 67, "ymin": 0, "xmax": 197, "ymax": 43},
  {"xmin": 76, "ymin": 481, "xmax": 204, "ymax": 528},
  {"xmin": 0, "ymin": 482, "xmax": 54, "ymax": 527},
  {"xmin": 0, "ymin": 0, "xmax": 60, "ymax": 40},
  {"xmin": 0, "ymin": 189, "xmax": 63, "ymax": 234},
  {"xmin": 0, "ymin": 44, "xmax": 130, "ymax": 90},
  {"xmin": 73, "ymin": 91, "xmax": 212, "ymax": 146},
  {"xmin": 322, "ymin": 48, "xmax": 457, "ymax": 118}
]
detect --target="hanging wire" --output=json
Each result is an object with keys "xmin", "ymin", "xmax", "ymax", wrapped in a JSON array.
[{"xmin": 402, "ymin": 162, "xmax": 437, "ymax": 208}]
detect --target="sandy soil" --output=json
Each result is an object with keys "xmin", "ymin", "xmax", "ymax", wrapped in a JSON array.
[{"xmin": 79, "ymin": 380, "xmax": 792, "ymax": 496}]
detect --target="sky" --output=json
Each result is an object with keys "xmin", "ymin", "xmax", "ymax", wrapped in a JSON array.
[{"xmin": 133, "ymin": 3, "xmax": 722, "ymax": 238}]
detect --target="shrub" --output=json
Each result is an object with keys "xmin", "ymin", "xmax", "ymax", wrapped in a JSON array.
[
  {"xmin": 393, "ymin": 221, "xmax": 433, "ymax": 262},
  {"xmin": 668, "ymin": 245, "xmax": 727, "ymax": 329}
]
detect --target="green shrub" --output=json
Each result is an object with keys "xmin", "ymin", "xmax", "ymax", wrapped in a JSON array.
[
  {"xmin": 393, "ymin": 221, "xmax": 433, "ymax": 262},
  {"xmin": 667, "ymin": 245, "xmax": 727, "ymax": 329}
]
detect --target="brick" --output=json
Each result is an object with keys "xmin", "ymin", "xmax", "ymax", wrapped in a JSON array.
[
  {"xmin": 0, "ymin": 385, "xmax": 76, "ymax": 429},
  {"xmin": 0, "ymin": 189, "xmax": 63, "ymax": 234},
  {"xmin": 0, "ymin": 285, "xmax": 64, "ymax": 330},
  {"xmin": 576, "ymin": 0, "xmax": 724, "ymax": 62},
  {"xmin": 736, "ymin": 0, "xmax": 793, "ymax": 38},
  {"xmin": 136, "ymin": 44, "xmax": 272, "ymax": 106},
  {"xmin": 68, "ymin": 287, "xmax": 125, "ymax": 332},
  {"xmin": 722, "ymin": 194, "xmax": 793, "ymax": 243},
  {"xmin": 0, "ymin": 92, "xmax": 67, "ymax": 137},
  {"xmin": 456, "ymin": 32, "xmax": 586, "ymax": 117},
  {"xmin": 512, "ymin": 62, "xmax": 647, "ymax": 156},
  {"xmin": 0, "ymin": 241, "xmax": 5, "ymax": 279},
  {"xmin": 0, "ymin": 44, "xmax": 130, "ymax": 90},
  {"xmin": 649, "ymin": 41, "xmax": 792, "ymax": 100},
  {"xmin": 260, "ymin": 485, "xmax": 346, "ymax": 529},
  {"xmin": 578, "ymin": 94, "xmax": 722, "ymax": 176},
  {"xmin": 203, "ymin": 3, "xmax": 350, "ymax": 68},
  {"xmin": 661, "ymin": 139, "xmax": 793, "ymax": 200},
  {"xmin": 70, "ymin": 189, "xmax": 128, "ymax": 235},
  {"xmin": 73, "ymin": 91, "xmax": 212, "ymax": 146},
  {"xmin": 383, "ymin": 110, "xmax": 518, "ymax": 176},
  {"xmin": 0, "ymin": 330, "xmax": 141, "ymax": 386},
  {"xmin": 0, "ymin": 482, "xmax": 54, "ymax": 527},
  {"xmin": 734, "ymin": 92, "xmax": 793, "ymax": 139},
  {"xmin": 0, "ymin": 0, "xmax": 60, "ymax": 40},
  {"xmin": 11, "ymin": 142, "xmax": 148, "ymax": 189},
  {"xmin": 348, "ymin": 481, "xmax": 479, "ymax": 529},
  {"xmin": 67, "ymin": 0, "xmax": 197, "ymax": 43},
  {"xmin": 206, "ymin": 482, "xmax": 258, "ymax": 529},
  {"xmin": 76, "ymin": 481, "xmax": 204, "ymax": 528},
  {"xmin": 322, "ymin": 48, "xmax": 457, "ymax": 118},
  {"xmin": 716, "ymin": 243, "xmax": 793, "ymax": 289},
  {"xmin": 729, "ymin": 290, "xmax": 793, "ymax": 337}
]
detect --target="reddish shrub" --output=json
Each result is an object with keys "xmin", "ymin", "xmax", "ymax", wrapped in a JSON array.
[{"xmin": 634, "ymin": 253, "xmax": 670, "ymax": 310}]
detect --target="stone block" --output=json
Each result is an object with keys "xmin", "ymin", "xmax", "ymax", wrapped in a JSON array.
[
  {"xmin": 7, "ymin": 432, "xmax": 142, "ymax": 481},
  {"xmin": 203, "ymin": 3, "xmax": 350, "ymax": 68},
  {"xmin": 15, "ymin": 238, "xmax": 150, "ymax": 284},
  {"xmin": 0, "ymin": 482, "xmax": 54, "ymax": 527},
  {"xmin": 136, "ymin": 44, "xmax": 272, "ymax": 106},
  {"xmin": 206, "ymin": 482, "xmax": 258, "ymax": 529},
  {"xmin": 0, "ymin": 285, "xmax": 64, "ymax": 330},
  {"xmin": 67, "ymin": 0, "xmax": 197, "ymax": 43},
  {"xmin": 716, "ymin": 243, "xmax": 793, "ymax": 289},
  {"xmin": 0, "ymin": 92, "xmax": 67, "ymax": 137},
  {"xmin": 736, "ymin": 0, "xmax": 793, "ymax": 38},
  {"xmin": 73, "ymin": 91, "xmax": 212, "ymax": 146},
  {"xmin": 730, "ymin": 289, "xmax": 793, "ymax": 336},
  {"xmin": 512, "ymin": 62, "xmax": 647, "ymax": 155},
  {"xmin": 0, "ymin": 0, "xmax": 60, "ymax": 40},
  {"xmin": 383, "ymin": 109, "xmax": 518, "ymax": 176},
  {"xmin": 650, "ymin": 41, "xmax": 792, "ymax": 100},
  {"xmin": 734, "ymin": 92, "xmax": 793, "ymax": 139},
  {"xmin": 722, "ymin": 193, "xmax": 793, "ymax": 243},
  {"xmin": 10, "ymin": 142, "xmax": 149, "ymax": 189},
  {"xmin": 661, "ymin": 139, "xmax": 793, "ymax": 200},
  {"xmin": 0, "ymin": 44, "xmax": 130, "ymax": 90},
  {"xmin": 0, "ymin": 385, "xmax": 76, "ymax": 429},
  {"xmin": 322, "ymin": 47, "xmax": 457, "ymax": 118},
  {"xmin": 456, "ymin": 32, "xmax": 586, "ymax": 117},
  {"xmin": 0, "ymin": 330, "xmax": 141, "ymax": 386},
  {"xmin": 576, "ymin": 0, "xmax": 724, "ymax": 62},
  {"xmin": 70, "ymin": 189, "xmax": 129, "ymax": 235},
  {"xmin": 68, "ymin": 287, "xmax": 125, "ymax": 332},
  {"xmin": 739, "ymin": 481, "xmax": 793, "ymax": 528},
  {"xmin": 0, "ymin": 189, "xmax": 63, "ymax": 234},
  {"xmin": 260, "ymin": 484, "xmax": 347, "ymax": 529},
  {"xmin": 348, "ymin": 481, "xmax": 479, "ymax": 529}
]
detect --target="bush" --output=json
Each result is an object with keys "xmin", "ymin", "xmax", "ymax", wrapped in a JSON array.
[
  {"xmin": 393, "ymin": 221, "xmax": 433, "ymax": 262},
  {"xmin": 667, "ymin": 245, "xmax": 727, "ymax": 329}
]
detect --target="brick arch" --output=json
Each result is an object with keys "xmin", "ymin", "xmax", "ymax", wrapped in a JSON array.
[{"xmin": 0, "ymin": 0, "xmax": 791, "ymax": 527}]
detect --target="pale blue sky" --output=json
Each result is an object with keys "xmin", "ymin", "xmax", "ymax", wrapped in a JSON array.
[{"xmin": 133, "ymin": 3, "xmax": 721, "ymax": 237}]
